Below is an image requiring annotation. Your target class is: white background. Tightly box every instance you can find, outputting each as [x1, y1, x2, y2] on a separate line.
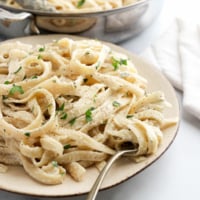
[1, 0, 200, 199]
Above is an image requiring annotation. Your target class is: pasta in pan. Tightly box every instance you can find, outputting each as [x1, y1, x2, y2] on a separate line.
[5, 0, 141, 12]
[0, 37, 177, 185]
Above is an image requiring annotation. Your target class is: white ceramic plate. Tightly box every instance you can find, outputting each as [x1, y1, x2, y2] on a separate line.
[0, 35, 180, 198]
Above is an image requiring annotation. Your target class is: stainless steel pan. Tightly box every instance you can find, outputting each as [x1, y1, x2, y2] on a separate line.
[0, 0, 164, 43]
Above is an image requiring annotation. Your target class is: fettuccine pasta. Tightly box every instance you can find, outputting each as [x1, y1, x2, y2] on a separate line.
[5, 0, 141, 12]
[0, 37, 177, 185]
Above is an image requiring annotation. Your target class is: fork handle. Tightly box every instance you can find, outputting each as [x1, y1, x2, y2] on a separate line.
[86, 148, 137, 200]
[86, 150, 130, 200]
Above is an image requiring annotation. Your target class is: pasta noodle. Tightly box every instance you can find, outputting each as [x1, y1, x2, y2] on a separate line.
[0, 37, 177, 185]
[5, 0, 141, 12]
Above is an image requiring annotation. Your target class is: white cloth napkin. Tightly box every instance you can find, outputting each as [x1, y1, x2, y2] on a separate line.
[141, 18, 200, 120]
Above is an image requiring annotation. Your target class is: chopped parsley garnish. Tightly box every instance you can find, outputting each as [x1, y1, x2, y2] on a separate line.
[52, 161, 58, 167]
[120, 59, 128, 65]
[126, 115, 134, 118]
[14, 66, 22, 74]
[9, 85, 24, 95]
[60, 112, 67, 120]
[69, 117, 76, 126]
[24, 132, 31, 137]
[56, 103, 67, 119]
[57, 103, 65, 111]
[63, 144, 71, 150]
[112, 101, 120, 107]
[38, 46, 45, 52]
[112, 57, 128, 71]
[77, 0, 85, 8]
[31, 75, 38, 79]
[4, 80, 11, 85]
[37, 55, 42, 59]
[85, 107, 95, 122]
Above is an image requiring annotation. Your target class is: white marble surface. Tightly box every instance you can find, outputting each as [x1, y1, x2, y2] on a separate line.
[1, 0, 200, 199]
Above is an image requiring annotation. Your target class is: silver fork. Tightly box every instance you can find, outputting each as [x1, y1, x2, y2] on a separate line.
[86, 148, 137, 200]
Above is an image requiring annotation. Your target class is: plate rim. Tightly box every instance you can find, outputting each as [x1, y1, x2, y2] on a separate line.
[0, 34, 180, 198]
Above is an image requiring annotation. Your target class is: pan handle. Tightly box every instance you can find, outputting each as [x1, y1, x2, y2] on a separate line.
[0, 8, 40, 38]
